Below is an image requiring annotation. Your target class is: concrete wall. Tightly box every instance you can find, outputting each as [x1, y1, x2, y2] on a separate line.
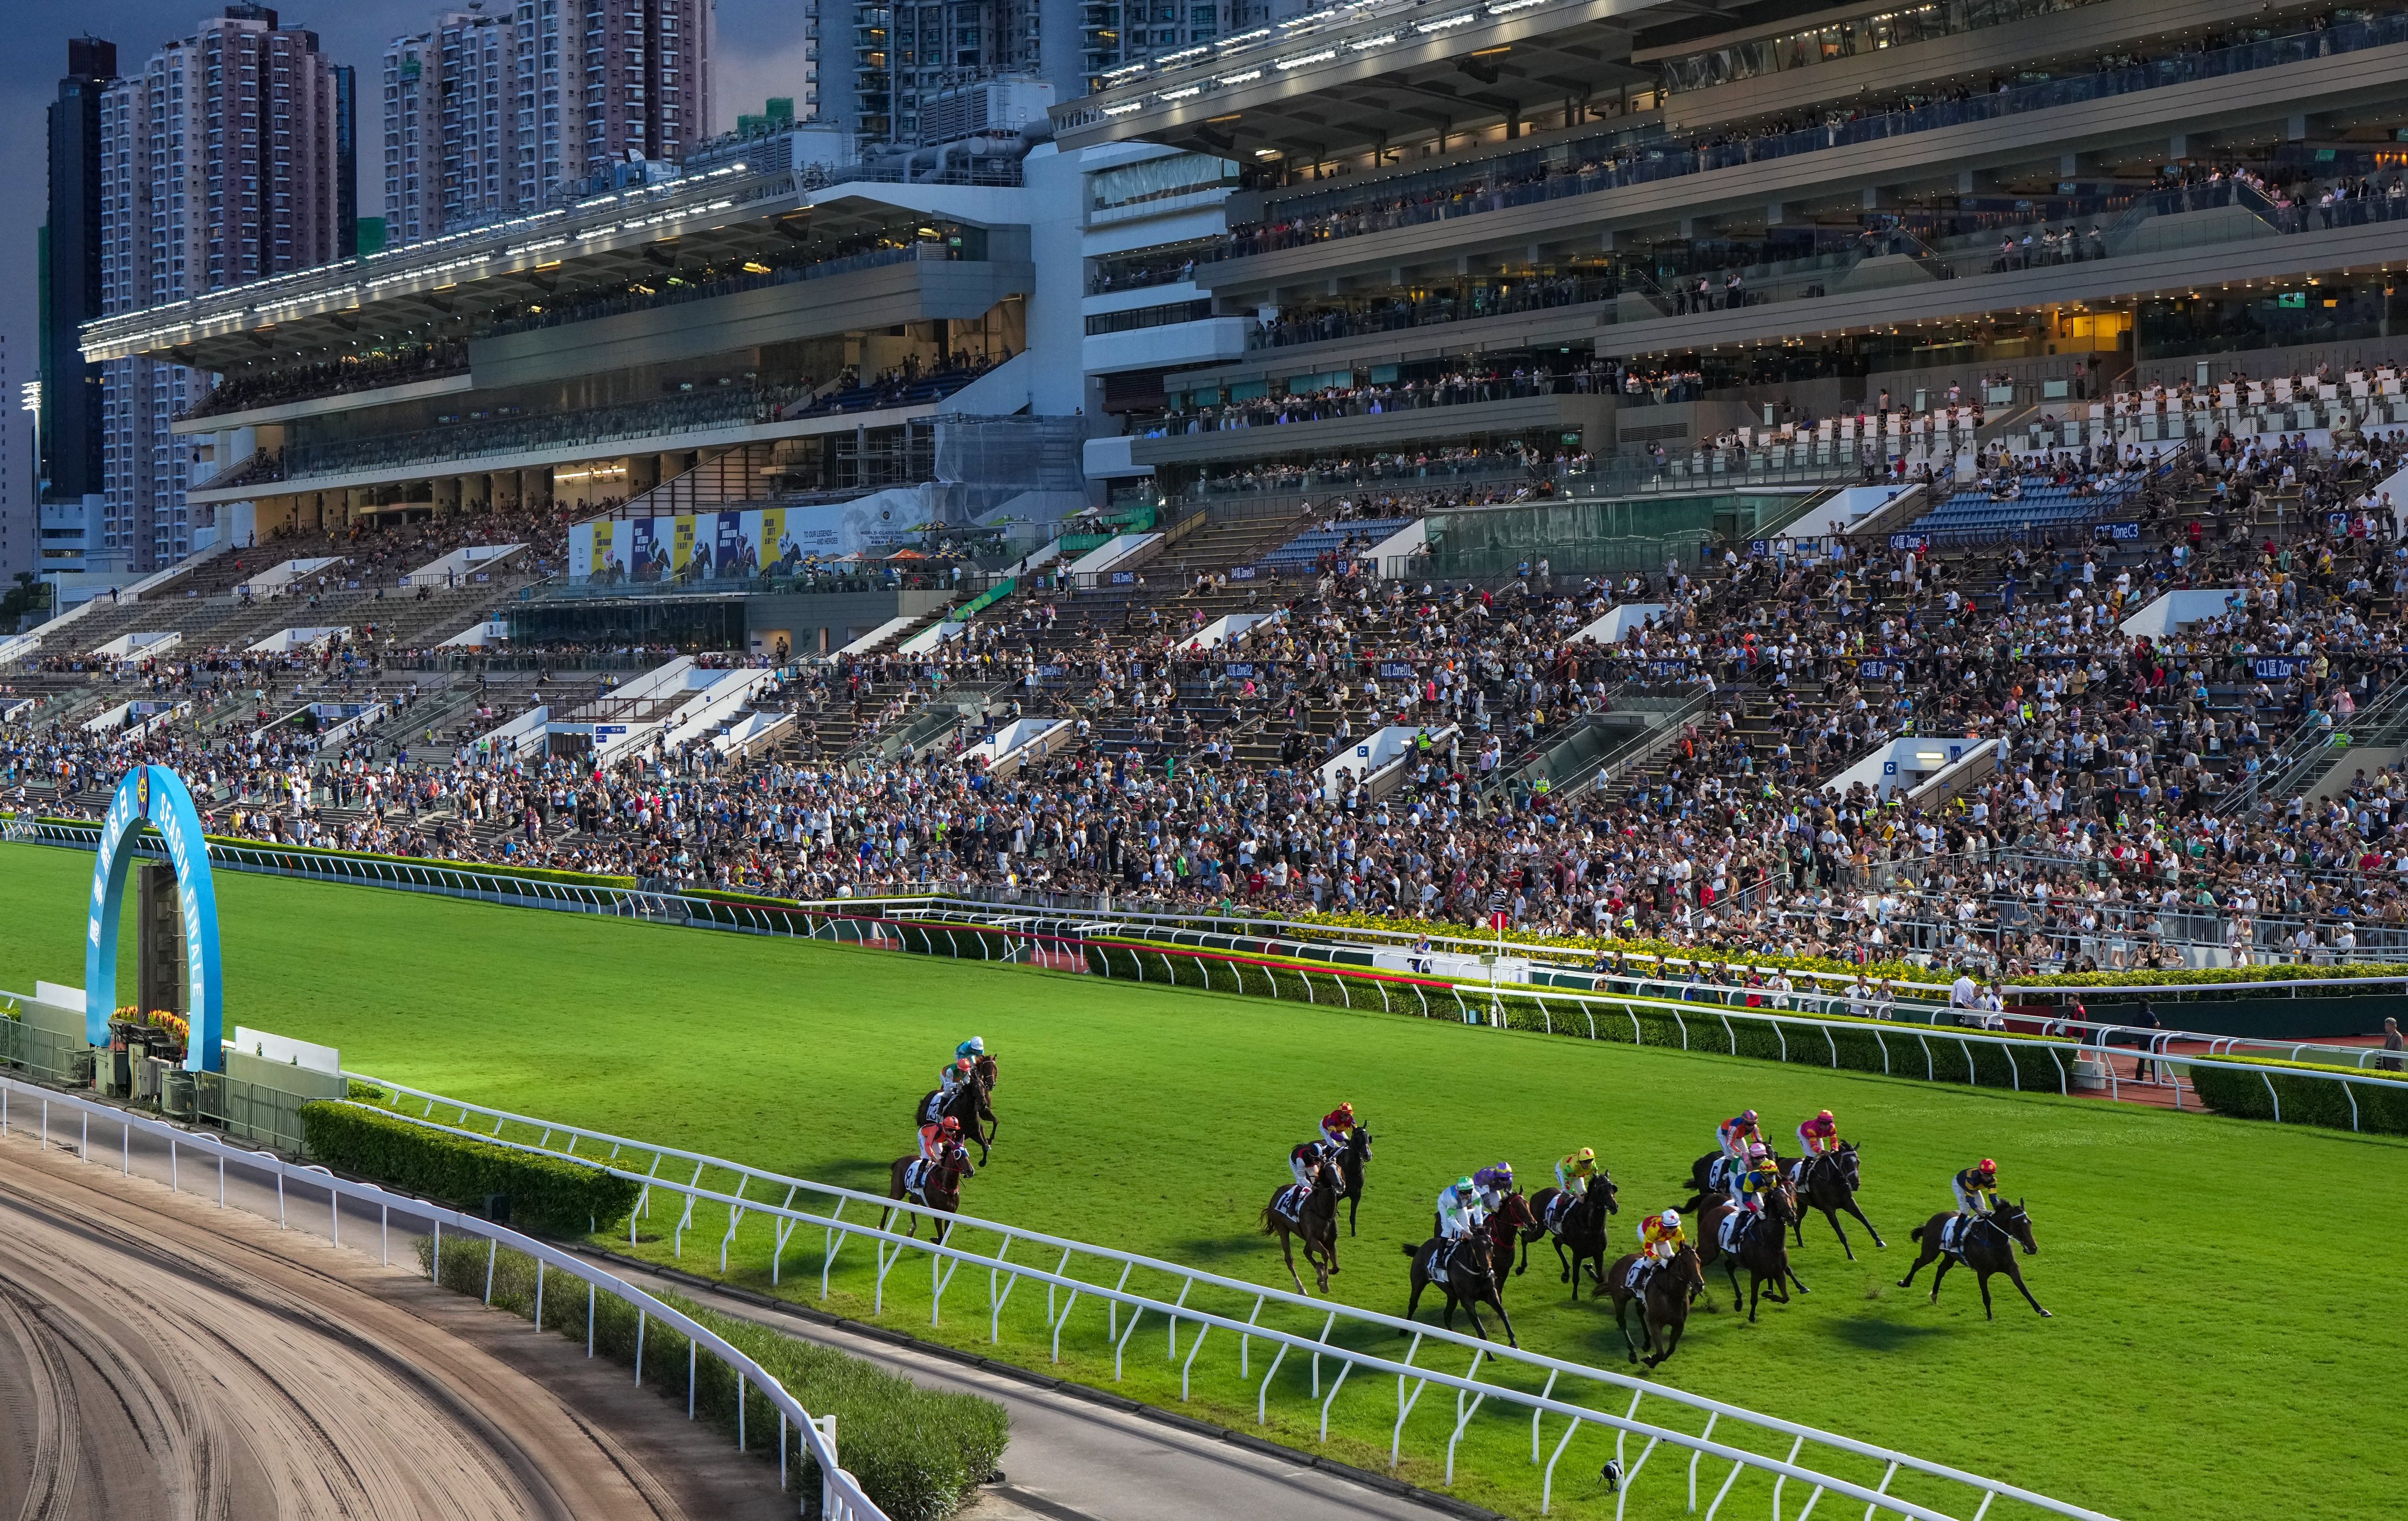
[744, 588, 953, 659]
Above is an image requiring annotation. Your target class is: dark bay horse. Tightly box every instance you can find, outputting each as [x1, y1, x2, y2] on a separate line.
[1261, 1161, 1342, 1293]
[1478, 1192, 1538, 1301]
[1524, 1171, 1621, 1296]
[1400, 1232, 1518, 1346]
[884, 1141, 973, 1244]
[1331, 1125, 1374, 1236]
[1693, 1183, 1807, 1321]
[1898, 1201, 2051, 1319]
[1783, 1143, 1886, 1259]
[914, 1052, 998, 1162]
[1604, 1245, 1706, 1367]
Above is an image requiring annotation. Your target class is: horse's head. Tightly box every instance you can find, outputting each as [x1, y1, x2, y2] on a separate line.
[1671, 1244, 1705, 1290]
[1835, 1143, 1861, 1190]
[936, 1141, 975, 1179]
[1998, 1198, 2038, 1255]
[974, 1052, 998, 1089]
[1766, 1179, 1802, 1227]
[1497, 1190, 1536, 1230]
[1594, 1170, 1620, 1215]
[1350, 1124, 1374, 1162]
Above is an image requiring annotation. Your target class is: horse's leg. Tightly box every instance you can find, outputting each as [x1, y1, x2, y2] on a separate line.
[1926, 1253, 1955, 1305]
[1280, 1229, 1307, 1296]
[1348, 1189, 1360, 1238]
[1977, 1267, 1996, 1320]
[1457, 1297, 1491, 1343]
[1554, 1236, 1574, 1286]
[1403, 1266, 1430, 1325]
[1722, 1255, 1744, 1313]
[1897, 1243, 1933, 1288]
[1823, 1206, 1855, 1261]
[2004, 1260, 2052, 1318]
[1843, 1199, 1888, 1249]
[1489, 1294, 1518, 1350]
[1782, 1253, 1807, 1297]
[1614, 1296, 1640, 1363]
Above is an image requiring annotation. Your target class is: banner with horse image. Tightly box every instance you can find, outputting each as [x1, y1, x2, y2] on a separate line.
[568, 499, 912, 585]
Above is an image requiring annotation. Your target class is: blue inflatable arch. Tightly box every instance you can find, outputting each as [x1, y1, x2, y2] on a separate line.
[85, 765, 225, 1072]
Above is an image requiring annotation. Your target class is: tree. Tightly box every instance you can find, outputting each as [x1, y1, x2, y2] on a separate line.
[0, 572, 51, 629]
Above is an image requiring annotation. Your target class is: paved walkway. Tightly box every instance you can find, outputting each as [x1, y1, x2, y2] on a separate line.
[583, 1255, 1475, 1521]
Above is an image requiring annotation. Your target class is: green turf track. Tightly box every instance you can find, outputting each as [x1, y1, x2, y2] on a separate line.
[0, 842, 2394, 1520]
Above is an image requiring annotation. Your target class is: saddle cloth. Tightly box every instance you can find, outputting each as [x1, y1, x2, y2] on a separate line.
[921, 1090, 947, 1125]
[1718, 1209, 1753, 1255]
[1274, 1185, 1305, 1223]
[904, 1159, 930, 1198]
[1939, 1215, 1970, 1254]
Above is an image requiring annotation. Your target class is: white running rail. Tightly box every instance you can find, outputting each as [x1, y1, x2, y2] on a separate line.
[0, 1072, 883, 1521]
[346, 1077, 2118, 1521]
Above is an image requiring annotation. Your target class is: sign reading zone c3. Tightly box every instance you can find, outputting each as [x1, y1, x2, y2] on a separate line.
[84, 765, 225, 1072]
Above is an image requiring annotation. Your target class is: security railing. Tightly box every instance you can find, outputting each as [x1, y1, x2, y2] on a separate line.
[0, 1070, 881, 1519]
[340, 1076, 2116, 1521]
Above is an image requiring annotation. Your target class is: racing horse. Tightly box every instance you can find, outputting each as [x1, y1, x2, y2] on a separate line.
[1477, 1192, 1539, 1301]
[1691, 1180, 1807, 1321]
[914, 1052, 999, 1163]
[1898, 1200, 2050, 1319]
[1782, 1142, 1886, 1259]
[883, 1140, 974, 1245]
[1399, 1229, 1519, 1347]
[1603, 1244, 1706, 1367]
[1330, 1123, 1374, 1236]
[1522, 1169, 1622, 1296]
[1260, 1158, 1344, 1293]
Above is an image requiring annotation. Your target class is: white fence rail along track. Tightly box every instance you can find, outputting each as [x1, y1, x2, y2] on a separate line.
[340, 1076, 2118, 1521]
[12, 817, 2403, 1127]
[0, 1070, 884, 1521]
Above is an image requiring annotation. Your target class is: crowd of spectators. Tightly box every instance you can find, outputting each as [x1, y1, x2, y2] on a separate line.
[14, 363, 2408, 974]
[181, 342, 471, 423]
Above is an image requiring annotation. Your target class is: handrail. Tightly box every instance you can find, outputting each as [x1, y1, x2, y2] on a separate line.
[342, 1082, 2115, 1520]
[0, 1071, 881, 1519]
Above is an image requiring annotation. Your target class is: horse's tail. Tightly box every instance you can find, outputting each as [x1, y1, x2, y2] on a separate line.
[1399, 1243, 1422, 1258]
[1679, 1193, 1708, 1218]
[1909, 1223, 1927, 1243]
[1259, 1206, 1280, 1236]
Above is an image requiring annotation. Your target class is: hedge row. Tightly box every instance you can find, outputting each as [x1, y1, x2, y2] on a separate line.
[1281, 906, 2408, 992]
[1068, 940, 2079, 1093]
[301, 1102, 640, 1235]
[420, 1238, 1007, 1520]
[26, 816, 636, 890]
[2187, 1060, 2408, 1135]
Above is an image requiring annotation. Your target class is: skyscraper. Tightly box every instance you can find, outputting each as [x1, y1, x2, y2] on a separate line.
[384, 1, 715, 248]
[39, 37, 114, 530]
[98, 5, 346, 573]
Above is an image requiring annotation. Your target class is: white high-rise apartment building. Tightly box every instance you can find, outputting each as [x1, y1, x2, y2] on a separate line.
[96, 5, 342, 573]
[385, 0, 714, 246]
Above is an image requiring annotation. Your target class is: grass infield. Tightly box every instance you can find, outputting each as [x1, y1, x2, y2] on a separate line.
[0, 842, 2393, 1520]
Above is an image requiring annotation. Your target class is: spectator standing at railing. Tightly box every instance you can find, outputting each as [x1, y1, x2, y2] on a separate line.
[2380, 1016, 2404, 1072]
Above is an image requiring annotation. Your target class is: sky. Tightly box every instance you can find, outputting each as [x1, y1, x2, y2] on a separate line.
[0, 0, 816, 412]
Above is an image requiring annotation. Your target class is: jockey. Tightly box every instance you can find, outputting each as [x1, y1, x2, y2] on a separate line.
[1631, 1207, 1685, 1289]
[1319, 1102, 1357, 1151]
[1554, 1147, 1598, 1200]
[919, 1113, 965, 1165]
[1435, 1176, 1485, 1242]
[1288, 1140, 1327, 1196]
[1734, 1145, 1779, 1217]
[1796, 1110, 1839, 1155]
[1953, 1159, 2000, 1222]
[1472, 1162, 1517, 1212]
[940, 1039, 985, 1096]
[1711, 1109, 1761, 1193]
[939, 1056, 976, 1101]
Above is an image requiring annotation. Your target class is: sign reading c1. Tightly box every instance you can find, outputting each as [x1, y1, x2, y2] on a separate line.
[84, 764, 224, 1072]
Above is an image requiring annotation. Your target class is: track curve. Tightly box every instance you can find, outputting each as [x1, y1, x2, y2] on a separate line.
[0, 1132, 785, 1521]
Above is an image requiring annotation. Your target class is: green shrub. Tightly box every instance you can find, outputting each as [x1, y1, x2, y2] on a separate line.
[2185, 1058, 2408, 1135]
[302, 1102, 639, 1234]
[420, 1238, 1008, 1520]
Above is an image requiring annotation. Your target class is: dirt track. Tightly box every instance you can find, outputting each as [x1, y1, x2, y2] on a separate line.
[0, 1131, 791, 1521]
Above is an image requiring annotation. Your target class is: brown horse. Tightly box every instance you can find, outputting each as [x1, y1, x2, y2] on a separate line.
[1400, 1232, 1518, 1346]
[914, 1052, 998, 1162]
[1604, 1245, 1706, 1367]
[883, 1141, 973, 1243]
[1524, 1171, 1621, 1296]
[1478, 1192, 1539, 1300]
[1897, 1200, 2050, 1319]
[1782, 1143, 1886, 1259]
[1691, 1183, 1807, 1321]
[1260, 1160, 1343, 1293]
